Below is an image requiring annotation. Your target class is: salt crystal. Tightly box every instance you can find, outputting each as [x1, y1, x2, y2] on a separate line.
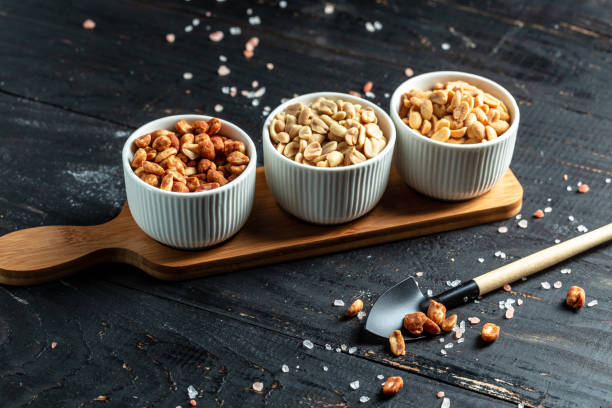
[82, 19, 96, 30]
[266, 63, 274, 70]
[439, 337, 445, 343]
[498, 226, 508, 234]
[437, 391, 445, 399]
[357, 311, 367, 320]
[544, 207, 552, 213]
[214, 104, 223, 112]
[416, 271, 424, 277]
[478, 258, 484, 263]
[495, 251, 502, 257]
[606, 178, 611, 184]
[323, 366, 328, 371]
[249, 16, 261, 25]
[279, 0, 287, 8]
[209, 31, 224, 42]
[427, 289, 433, 297]
[577, 225, 588, 233]
[457, 338, 465, 343]
[335, 348, 341, 352]
[349, 347, 357, 354]
[446, 280, 451, 286]
[281, 364, 289, 372]
[373, 21, 383, 30]
[441, 42, 451, 51]
[219, 55, 227, 62]
[324, 4, 335, 14]
[252, 99, 260, 107]
[359, 396, 370, 403]
[183, 72, 193, 80]
[254, 87, 266, 98]
[500, 253, 507, 259]
[555, 239, 561, 244]
[440, 349, 447, 355]
[505, 307, 514, 319]
[166, 33, 176, 43]
[516, 214, 522, 220]
[253, 382, 264, 392]
[217, 65, 231, 76]
[499, 300, 505, 310]
[459, 320, 465, 331]
[185, 25, 193, 32]
[325, 344, 332, 351]
[553, 281, 562, 289]
[518, 219, 528, 229]
[384, 93, 390, 98]
[405, 67, 414, 77]
[450, 279, 461, 287]
[303, 339, 314, 349]
[567, 186, 573, 191]
[517, 298, 523, 305]
[192, 18, 200, 26]
[561, 268, 571, 274]
[229, 27, 241, 35]
[246, 8, 253, 15]
[221, 86, 230, 94]
[365, 22, 375, 32]
[444, 342, 453, 349]
[541, 282, 551, 290]
[187, 385, 198, 399]
[350, 380, 360, 390]
[518, 404, 525, 408]
[333, 299, 345, 307]
[506, 298, 516, 306]
[568, 215, 575, 222]
[468, 317, 480, 324]
[587, 300, 598, 307]
[441, 397, 451, 408]
[503, 284, 511, 292]
[341, 344, 347, 351]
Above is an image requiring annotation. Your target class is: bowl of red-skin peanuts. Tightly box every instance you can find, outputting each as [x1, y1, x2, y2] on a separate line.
[122, 114, 257, 249]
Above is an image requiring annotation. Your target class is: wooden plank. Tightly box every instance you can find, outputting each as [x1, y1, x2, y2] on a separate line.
[0, 278, 513, 407]
[0, 167, 522, 285]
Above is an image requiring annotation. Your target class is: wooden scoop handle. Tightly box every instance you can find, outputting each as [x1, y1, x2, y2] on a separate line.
[474, 222, 612, 295]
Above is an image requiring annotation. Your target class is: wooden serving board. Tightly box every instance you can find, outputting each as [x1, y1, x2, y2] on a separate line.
[0, 167, 522, 285]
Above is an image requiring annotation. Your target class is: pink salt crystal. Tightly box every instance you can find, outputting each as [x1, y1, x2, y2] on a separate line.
[363, 81, 373, 93]
[209, 31, 224, 42]
[266, 63, 274, 70]
[505, 307, 515, 319]
[503, 284, 511, 292]
[205, 11, 212, 17]
[437, 391, 445, 399]
[166, 33, 176, 43]
[405, 67, 414, 77]
[553, 281, 563, 289]
[252, 382, 264, 392]
[247, 37, 260, 48]
[455, 330, 463, 339]
[217, 65, 231, 76]
[467, 317, 480, 324]
[517, 298, 523, 305]
[51, 341, 58, 349]
[82, 19, 96, 30]
[243, 49, 254, 59]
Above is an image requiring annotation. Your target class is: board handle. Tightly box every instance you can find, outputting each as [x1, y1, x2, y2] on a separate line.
[474, 222, 612, 295]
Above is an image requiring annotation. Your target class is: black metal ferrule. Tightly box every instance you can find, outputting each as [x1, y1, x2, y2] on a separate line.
[420, 280, 480, 311]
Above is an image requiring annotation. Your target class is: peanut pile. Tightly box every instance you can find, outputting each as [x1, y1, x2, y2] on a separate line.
[269, 97, 387, 167]
[398, 80, 511, 144]
[130, 118, 249, 192]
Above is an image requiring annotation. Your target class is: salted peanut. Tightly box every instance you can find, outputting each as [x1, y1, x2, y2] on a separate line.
[388, 330, 406, 356]
[210, 136, 224, 153]
[298, 106, 312, 125]
[434, 118, 451, 131]
[143, 161, 165, 176]
[467, 122, 485, 140]
[344, 148, 366, 166]
[311, 117, 329, 134]
[423, 318, 441, 335]
[160, 174, 173, 191]
[490, 120, 510, 135]
[361, 109, 377, 124]
[297, 126, 311, 140]
[485, 126, 497, 141]
[166, 168, 186, 183]
[186, 176, 200, 191]
[303, 142, 322, 161]
[192, 120, 209, 134]
[343, 127, 358, 146]
[275, 132, 290, 144]
[447, 89, 462, 112]
[206, 118, 222, 135]
[298, 139, 308, 154]
[198, 139, 216, 160]
[420, 99, 433, 121]
[430, 90, 448, 105]
[499, 110, 510, 121]
[171, 182, 189, 193]
[321, 141, 338, 155]
[195, 182, 220, 191]
[566, 286, 586, 309]
[431, 127, 451, 142]
[207, 170, 228, 186]
[464, 112, 477, 127]
[346, 299, 364, 317]
[134, 134, 151, 148]
[133, 167, 145, 177]
[316, 160, 329, 167]
[403, 312, 428, 335]
[227, 151, 250, 165]
[365, 123, 383, 139]
[285, 102, 303, 116]
[450, 127, 467, 138]
[152, 135, 171, 151]
[197, 158, 216, 174]
[141, 173, 159, 187]
[180, 133, 195, 146]
[327, 151, 344, 167]
[330, 122, 348, 138]
[382, 376, 404, 396]
[483, 93, 500, 108]
[145, 147, 157, 161]
[175, 119, 193, 135]
[419, 119, 432, 135]
[453, 101, 470, 122]
[441, 314, 457, 332]
[318, 99, 337, 115]
[427, 300, 446, 325]
[472, 107, 487, 124]
[132, 148, 147, 168]
[408, 110, 422, 130]
[481, 323, 500, 342]
[284, 141, 299, 158]
[487, 109, 500, 124]
[342, 102, 356, 119]
[409, 96, 424, 108]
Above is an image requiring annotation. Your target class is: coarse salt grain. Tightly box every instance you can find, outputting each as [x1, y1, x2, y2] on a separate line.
[187, 385, 198, 399]
[323, 366, 328, 371]
[365, 22, 375, 32]
[505, 307, 514, 319]
[503, 284, 511, 292]
[349, 347, 357, 354]
[541, 282, 551, 290]
[606, 178, 611, 184]
[577, 225, 588, 233]
[440, 349, 447, 355]
[281, 364, 289, 372]
[555, 239, 561, 244]
[359, 396, 370, 403]
[279, 0, 287, 8]
[266, 62, 274, 70]
[518, 219, 528, 229]
[183, 72, 193, 80]
[253, 382, 264, 392]
[516, 214, 522, 220]
[185, 25, 193, 32]
[441, 397, 451, 408]
[373, 21, 383, 30]
[498, 226, 508, 233]
[468, 317, 480, 324]
[457, 338, 465, 343]
[357, 310, 367, 320]
[246, 8, 253, 15]
[439, 337, 445, 343]
[568, 215, 575, 222]
[219, 55, 227, 62]
[587, 300, 598, 307]
[561, 268, 571, 274]
[350, 380, 360, 390]
[166, 33, 176, 43]
[229, 26, 241, 35]
[478, 258, 484, 263]
[325, 344, 332, 350]
[249, 16, 261, 25]
[303, 339, 314, 349]
[553, 281, 562, 289]
[214, 104, 223, 112]
[217, 65, 230, 76]
[377, 374, 385, 380]
[544, 207, 552, 213]
[333, 299, 345, 307]
[405, 67, 414, 77]
[209, 31, 224, 42]
[437, 391, 445, 399]
[324, 4, 335, 14]
[518, 403, 525, 408]
[441, 42, 451, 51]
[427, 289, 433, 297]
[517, 298, 523, 305]
[416, 271, 424, 277]
[192, 18, 200, 26]
[82, 19, 96, 29]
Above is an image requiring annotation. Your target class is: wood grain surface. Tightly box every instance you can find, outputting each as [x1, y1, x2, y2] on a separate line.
[1, 1, 611, 407]
[0, 167, 522, 285]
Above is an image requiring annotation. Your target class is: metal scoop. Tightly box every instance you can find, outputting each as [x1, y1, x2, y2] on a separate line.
[366, 222, 612, 338]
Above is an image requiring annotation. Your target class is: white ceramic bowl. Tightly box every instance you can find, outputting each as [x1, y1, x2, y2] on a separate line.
[263, 92, 396, 224]
[390, 71, 519, 200]
[122, 114, 257, 249]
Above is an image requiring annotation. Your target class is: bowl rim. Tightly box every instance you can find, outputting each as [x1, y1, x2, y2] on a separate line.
[262, 92, 396, 172]
[390, 71, 520, 149]
[122, 114, 257, 197]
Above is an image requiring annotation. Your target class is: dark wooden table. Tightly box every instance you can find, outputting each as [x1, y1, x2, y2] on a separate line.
[1, 1, 611, 407]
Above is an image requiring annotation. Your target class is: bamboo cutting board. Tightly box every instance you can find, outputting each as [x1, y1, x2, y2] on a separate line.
[0, 167, 522, 285]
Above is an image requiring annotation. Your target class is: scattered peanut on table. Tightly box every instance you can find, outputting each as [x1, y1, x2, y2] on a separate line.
[481, 323, 500, 342]
[399, 80, 511, 144]
[131, 118, 248, 192]
[388, 329, 406, 356]
[566, 286, 586, 309]
[269, 97, 387, 167]
[346, 299, 364, 317]
[381, 376, 404, 396]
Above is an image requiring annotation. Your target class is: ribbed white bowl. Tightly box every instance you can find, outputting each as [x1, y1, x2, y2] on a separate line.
[122, 115, 257, 249]
[390, 71, 519, 201]
[263, 92, 396, 224]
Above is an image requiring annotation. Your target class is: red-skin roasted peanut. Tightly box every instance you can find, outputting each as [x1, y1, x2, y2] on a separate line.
[441, 314, 458, 332]
[132, 148, 147, 168]
[143, 161, 165, 176]
[382, 376, 404, 396]
[481, 323, 500, 342]
[566, 286, 586, 309]
[175, 119, 193, 135]
[207, 118, 222, 135]
[195, 182, 220, 191]
[423, 318, 441, 335]
[133, 167, 145, 177]
[192, 120, 209, 134]
[346, 299, 364, 317]
[388, 330, 406, 356]
[227, 151, 250, 166]
[134, 134, 151, 148]
[140, 173, 159, 187]
[403, 312, 428, 335]
[427, 300, 446, 326]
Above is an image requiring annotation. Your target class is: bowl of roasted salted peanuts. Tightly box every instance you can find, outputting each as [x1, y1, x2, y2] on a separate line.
[263, 92, 396, 224]
[391, 71, 520, 200]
